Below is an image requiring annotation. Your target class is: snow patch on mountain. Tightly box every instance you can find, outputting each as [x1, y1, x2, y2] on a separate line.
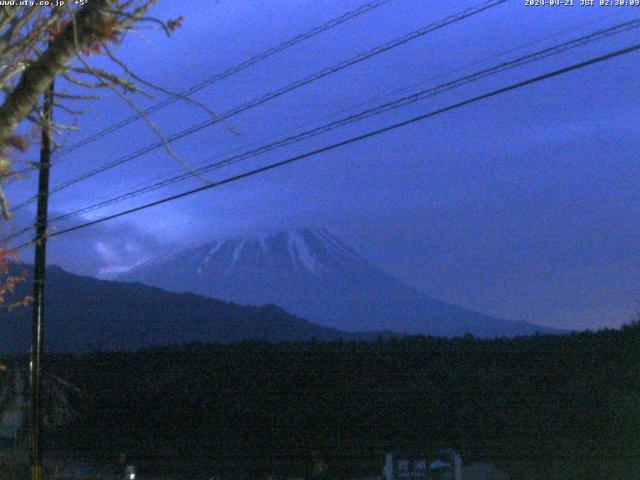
[226, 240, 246, 273]
[201, 241, 224, 273]
[185, 228, 366, 278]
[288, 230, 320, 274]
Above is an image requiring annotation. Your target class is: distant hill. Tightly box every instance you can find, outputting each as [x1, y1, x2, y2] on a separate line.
[0, 266, 365, 354]
[120, 227, 560, 337]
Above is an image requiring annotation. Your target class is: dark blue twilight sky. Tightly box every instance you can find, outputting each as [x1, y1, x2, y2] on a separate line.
[3, 0, 640, 330]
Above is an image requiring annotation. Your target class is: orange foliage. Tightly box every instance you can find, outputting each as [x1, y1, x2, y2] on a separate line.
[0, 248, 31, 311]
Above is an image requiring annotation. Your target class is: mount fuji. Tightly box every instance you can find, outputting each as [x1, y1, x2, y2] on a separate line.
[120, 228, 556, 337]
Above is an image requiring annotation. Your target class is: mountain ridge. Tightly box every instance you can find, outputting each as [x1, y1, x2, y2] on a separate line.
[0, 265, 381, 354]
[120, 227, 560, 337]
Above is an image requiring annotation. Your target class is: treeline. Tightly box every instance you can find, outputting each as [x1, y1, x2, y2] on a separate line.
[29, 325, 640, 479]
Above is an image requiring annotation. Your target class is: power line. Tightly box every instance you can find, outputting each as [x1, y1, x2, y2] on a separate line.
[14, 42, 640, 251]
[51, 0, 396, 159]
[9, 0, 506, 213]
[59, 8, 636, 219]
[3, 0, 396, 184]
[3, 15, 638, 245]
[5, 16, 638, 242]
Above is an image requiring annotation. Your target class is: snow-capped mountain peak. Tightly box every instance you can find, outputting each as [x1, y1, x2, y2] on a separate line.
[182, 228, 365, 278]
[120, 227, 555, 337]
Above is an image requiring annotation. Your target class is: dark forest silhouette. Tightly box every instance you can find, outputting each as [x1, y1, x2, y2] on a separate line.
[10, 322, 636, 479]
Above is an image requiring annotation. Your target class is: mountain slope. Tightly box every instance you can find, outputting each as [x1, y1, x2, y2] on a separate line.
[121, 228, 557, 337]
[0, 266, 359, 354]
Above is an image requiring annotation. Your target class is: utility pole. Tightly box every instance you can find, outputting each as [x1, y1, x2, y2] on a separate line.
[30, 78, 54, 480]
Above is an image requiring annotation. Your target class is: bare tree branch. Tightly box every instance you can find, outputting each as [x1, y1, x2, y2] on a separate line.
[0, 0, 178, 221]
